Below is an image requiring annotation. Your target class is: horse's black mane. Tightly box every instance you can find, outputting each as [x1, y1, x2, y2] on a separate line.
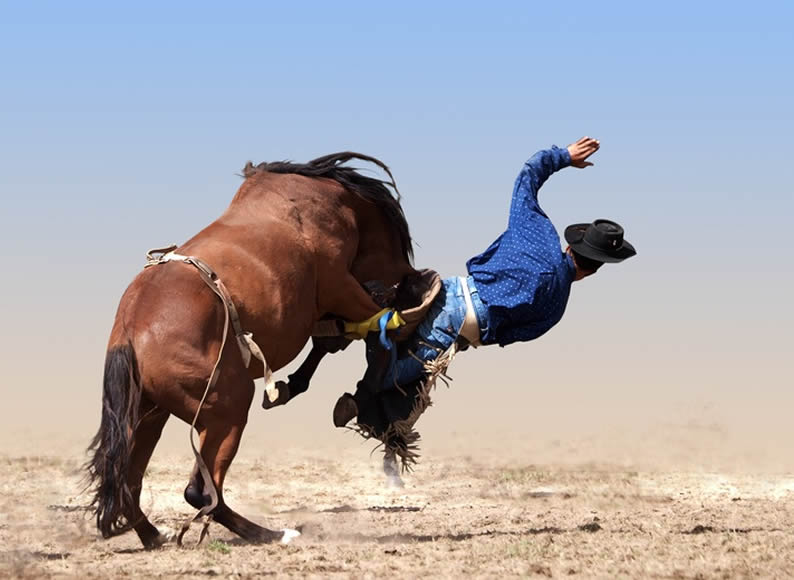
[243, 152, 413, 262]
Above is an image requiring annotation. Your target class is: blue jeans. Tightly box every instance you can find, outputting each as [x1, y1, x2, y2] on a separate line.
[372, 276, 489, 391]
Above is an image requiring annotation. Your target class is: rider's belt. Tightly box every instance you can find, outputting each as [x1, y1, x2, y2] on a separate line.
[458, 276, 481, 348]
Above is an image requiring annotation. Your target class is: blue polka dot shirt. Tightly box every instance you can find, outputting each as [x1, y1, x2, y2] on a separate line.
[466, 146, 576, 347]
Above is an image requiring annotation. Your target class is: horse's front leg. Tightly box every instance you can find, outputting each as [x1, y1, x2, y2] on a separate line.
[262, 336, 350, 409]
[267, 272, 386, 411]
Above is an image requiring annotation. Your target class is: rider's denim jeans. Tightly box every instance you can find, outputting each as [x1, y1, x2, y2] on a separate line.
[370, 275, 489, 391]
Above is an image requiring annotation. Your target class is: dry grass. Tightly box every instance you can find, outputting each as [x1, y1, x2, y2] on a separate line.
[2, 447, 794, 578]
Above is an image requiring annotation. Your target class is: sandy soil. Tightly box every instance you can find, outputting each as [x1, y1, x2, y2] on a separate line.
[2, 442, 794, 579]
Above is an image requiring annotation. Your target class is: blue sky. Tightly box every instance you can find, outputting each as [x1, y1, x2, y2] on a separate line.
[3, 1, 791, 251]
[1, 1, 792, 455]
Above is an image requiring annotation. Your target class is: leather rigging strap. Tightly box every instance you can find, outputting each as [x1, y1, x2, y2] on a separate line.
[144, 245, 274, 545]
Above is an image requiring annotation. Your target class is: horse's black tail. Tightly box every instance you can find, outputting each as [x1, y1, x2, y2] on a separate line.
[86, 343, 142, 538]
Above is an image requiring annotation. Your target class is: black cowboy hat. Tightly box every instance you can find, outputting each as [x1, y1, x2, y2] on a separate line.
[564, 219, 636, 263]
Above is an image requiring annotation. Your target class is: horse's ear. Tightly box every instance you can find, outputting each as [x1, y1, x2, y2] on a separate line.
[242, 161, 256, 178]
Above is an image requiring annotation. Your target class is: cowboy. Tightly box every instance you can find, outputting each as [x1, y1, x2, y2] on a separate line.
[334, 136, 637, 437]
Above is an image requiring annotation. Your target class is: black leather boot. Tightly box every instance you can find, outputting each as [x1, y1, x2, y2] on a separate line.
[332, 333, 393, 430]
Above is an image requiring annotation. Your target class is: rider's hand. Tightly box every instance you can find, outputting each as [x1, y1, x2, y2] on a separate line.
[567, 136, 600, 168]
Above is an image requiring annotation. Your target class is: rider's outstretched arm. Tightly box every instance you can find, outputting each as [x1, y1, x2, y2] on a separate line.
[507, 136, 599, 229]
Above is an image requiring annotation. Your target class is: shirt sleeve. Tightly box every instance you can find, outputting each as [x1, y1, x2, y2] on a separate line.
[507, 146, 571, 230]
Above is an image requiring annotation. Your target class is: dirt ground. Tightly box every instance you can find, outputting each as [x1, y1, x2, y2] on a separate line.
[3, 439, 794, 579]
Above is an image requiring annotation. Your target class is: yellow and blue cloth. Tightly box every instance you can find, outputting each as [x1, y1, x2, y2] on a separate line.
[344, 308, 405, 348]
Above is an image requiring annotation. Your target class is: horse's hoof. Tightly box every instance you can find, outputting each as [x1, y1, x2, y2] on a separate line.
[280, 528, 301, 544]
[143, 532, 171, 550]
[332, 393, 358, 427]
[154, 533, 172, 546]
[262, 381, 290, 409]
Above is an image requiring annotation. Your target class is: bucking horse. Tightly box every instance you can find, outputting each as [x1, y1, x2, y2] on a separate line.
[87, 153, 417, 548]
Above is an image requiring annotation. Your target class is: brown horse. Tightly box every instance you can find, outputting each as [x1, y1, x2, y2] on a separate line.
[87, 153, 416, 548]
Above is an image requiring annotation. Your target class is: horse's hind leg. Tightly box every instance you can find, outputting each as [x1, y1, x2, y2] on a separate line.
[185, 378, 285, 543]
[184, 459, 210, 510]
[197, 422, 284, 542]
[206, 423, 284, 542]
[127, 399, 170, 548]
